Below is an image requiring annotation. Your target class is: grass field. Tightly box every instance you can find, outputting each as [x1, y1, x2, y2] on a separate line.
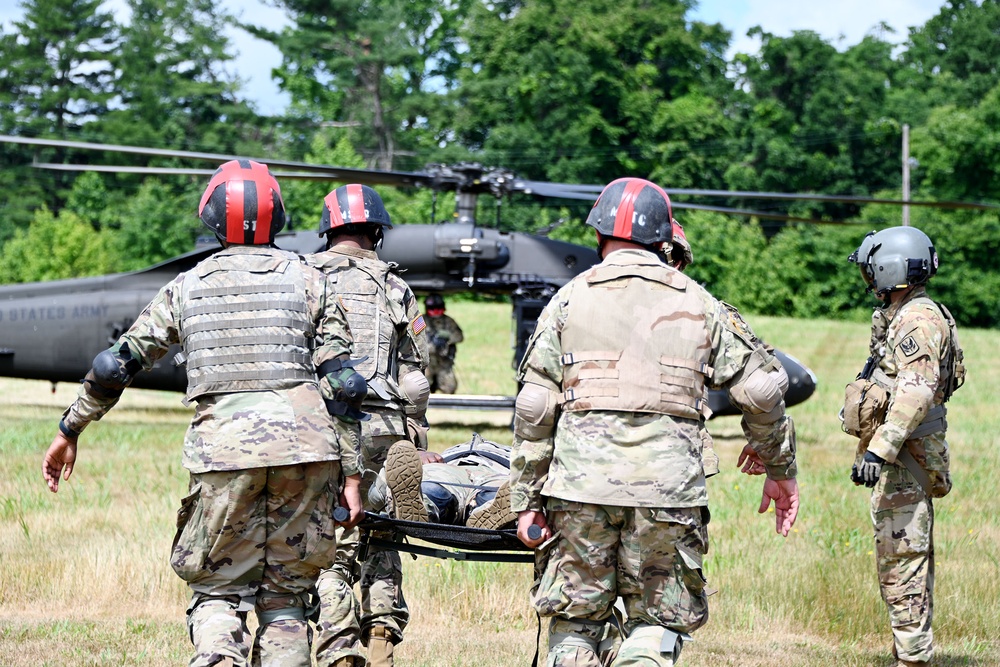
[1, 299, 998, 666]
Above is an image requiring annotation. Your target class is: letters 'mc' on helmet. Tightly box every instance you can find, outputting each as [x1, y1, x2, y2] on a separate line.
[318, 184, 392, 237]
[853, 226, 939, 296]
[198, 159, 285, 245]
[585, 177, 674, 247]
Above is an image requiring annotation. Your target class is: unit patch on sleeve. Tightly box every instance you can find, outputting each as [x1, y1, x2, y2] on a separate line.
[899, 335, 919, 357]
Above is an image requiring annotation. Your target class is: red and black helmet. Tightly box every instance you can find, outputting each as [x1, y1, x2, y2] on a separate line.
[198, 159, 285, 245]
[319, 184, 392, 236]
[669, 219, 693, 270]
[585, 177, 673, 246]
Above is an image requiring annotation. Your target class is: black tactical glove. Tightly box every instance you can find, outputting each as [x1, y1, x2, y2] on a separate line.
[850, 462, 864, 485]
[431, 335, 448, 354]
[857, 451, 886, 488]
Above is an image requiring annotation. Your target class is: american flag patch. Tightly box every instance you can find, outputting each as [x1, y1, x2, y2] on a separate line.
[412, 315, 426, 335]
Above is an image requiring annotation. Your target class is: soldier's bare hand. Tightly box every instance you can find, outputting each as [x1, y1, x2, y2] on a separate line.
[42, 433, 78, 493]
[759, 477, 799, 537]
[418, 450, 443, 464]
[737, 445, 766, 475]
[339, 474, 364, 529]
[517, 510, 551, 548]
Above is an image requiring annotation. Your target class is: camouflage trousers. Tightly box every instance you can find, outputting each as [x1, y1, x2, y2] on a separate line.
[870, 463, 935, 664]
[171, 461, 341, 667]
[427, 357, 458, 394]
[315, 434, 410, 666]
[533, 498, 709, 667]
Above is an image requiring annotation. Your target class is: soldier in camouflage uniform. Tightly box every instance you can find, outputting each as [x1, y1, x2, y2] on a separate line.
[42, 161, 366, 667]
[844, 227, 965, 667]
[305, 184, 431, 667]
[511, 178, 800, 667]
[424, 294, 464, 394]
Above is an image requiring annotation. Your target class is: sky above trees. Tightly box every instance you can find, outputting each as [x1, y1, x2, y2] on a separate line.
[0, 0, 949, 115]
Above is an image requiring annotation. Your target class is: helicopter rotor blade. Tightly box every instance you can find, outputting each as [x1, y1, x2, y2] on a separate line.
[513, 182, 859, 224]
[2, 134, 431, 188]
[545, 181, 999, 211]
[31, 162, 425, 185]
[10, 134, 997, 212]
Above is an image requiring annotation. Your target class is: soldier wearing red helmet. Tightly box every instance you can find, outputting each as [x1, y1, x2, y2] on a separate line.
[44, 160, 365, 667]
[307, 184, 431, 667]
[511, 177, 799, 666]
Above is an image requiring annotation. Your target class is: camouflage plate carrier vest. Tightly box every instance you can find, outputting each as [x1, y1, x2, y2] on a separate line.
[559, 262, 713, 420]
[441, 433, 512, 475]
[870, 296, 966, 429]
[328, 258, 404, 410]
[180, 249, 317, 401]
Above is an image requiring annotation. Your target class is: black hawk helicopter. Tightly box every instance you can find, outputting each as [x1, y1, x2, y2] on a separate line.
[2, 135, 994, 415]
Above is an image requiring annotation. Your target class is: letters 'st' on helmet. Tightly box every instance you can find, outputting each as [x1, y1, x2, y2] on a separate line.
[198, 159, 285, 245]
[319, 184, 392, 237]
[585, 177, 674, 247]
[855, 226, 939, 296]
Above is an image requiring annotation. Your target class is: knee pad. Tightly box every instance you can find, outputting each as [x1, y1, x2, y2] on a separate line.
[547, 618, 602, 662]
[619, 625, 689, 666]
[255, 592, 307, 627]
[514, 382, 558, 440]
[400, 371, 430, 417]
[186, 594, 252, 644]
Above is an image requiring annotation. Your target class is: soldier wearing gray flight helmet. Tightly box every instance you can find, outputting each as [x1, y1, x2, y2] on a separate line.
[42, 160, 367, 667]
[511, 177, 800, 667]
[306, 184, 431, 667]
[843, 226, 965, 667]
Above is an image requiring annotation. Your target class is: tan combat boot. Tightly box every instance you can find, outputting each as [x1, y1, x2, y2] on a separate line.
[365, 626, 395, 667]
[333, 658, 362, 667]
[466, 481, 516, 529]
[385, 440, 426, 522]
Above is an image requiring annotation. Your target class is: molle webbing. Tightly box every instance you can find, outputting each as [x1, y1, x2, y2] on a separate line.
[181, 260, 317, 400]
[186, 351, 312, 370]
[182, 299, 307, 318]
[183, 315, 310, 335]
[185, 333, 307, 352]
[558, 262, 713, 420]
[331, 261, 396, 394]
[189, 283, 296, 299]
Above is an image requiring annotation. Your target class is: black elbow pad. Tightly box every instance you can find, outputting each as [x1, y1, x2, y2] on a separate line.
[86, 343, 142, 398]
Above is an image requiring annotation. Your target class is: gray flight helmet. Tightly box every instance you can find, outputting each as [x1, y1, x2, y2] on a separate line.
[865, 226, 938, 296]
[848, 230, 879, 289]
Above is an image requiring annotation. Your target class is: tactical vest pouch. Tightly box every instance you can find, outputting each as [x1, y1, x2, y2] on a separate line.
[842, 379, 890, 441]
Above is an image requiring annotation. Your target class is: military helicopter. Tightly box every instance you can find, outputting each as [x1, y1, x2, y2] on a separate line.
[3, 134, 994, 415]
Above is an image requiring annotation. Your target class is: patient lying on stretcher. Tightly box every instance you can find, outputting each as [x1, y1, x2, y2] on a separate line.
[366, 434, 517, 530]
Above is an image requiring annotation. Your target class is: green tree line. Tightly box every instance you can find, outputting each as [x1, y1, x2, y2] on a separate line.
[1, 0, 998, 326]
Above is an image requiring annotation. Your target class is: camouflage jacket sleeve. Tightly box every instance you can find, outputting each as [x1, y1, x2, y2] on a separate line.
[310, 268, 362, 476]
[389, 274, 428, 375]
[868, 307, 944, 463]
[62, 277, 184, 434]
[705, 295, 797, 480]
[510, 285, 568, 512]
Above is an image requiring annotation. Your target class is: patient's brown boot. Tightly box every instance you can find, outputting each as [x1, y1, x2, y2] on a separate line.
[466, 480, 516, 529]
[385, 440, 426, 523]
